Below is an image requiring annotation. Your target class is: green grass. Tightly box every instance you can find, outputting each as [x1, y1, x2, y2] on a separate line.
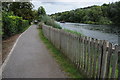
[38, 28, 84, 78]
[64, 29, 83, 36]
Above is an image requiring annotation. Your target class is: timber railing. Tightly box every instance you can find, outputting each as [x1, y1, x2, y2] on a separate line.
[42, 25, 120, 78]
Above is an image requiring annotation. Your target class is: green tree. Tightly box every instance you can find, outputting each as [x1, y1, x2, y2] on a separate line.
[108, 1, 120, 25]
[38, 6, 46, 16]
[2, 2, 34, 22]
[32, 10, 38, 20]
[50, 1, 120, 25]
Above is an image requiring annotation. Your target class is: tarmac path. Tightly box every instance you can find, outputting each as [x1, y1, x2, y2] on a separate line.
[2, 25, 67, 78]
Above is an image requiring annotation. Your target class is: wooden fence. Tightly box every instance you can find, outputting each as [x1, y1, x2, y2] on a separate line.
[42, 25, 120, 78]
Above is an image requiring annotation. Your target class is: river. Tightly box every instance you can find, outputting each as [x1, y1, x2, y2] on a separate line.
[58, 22, 120, 45]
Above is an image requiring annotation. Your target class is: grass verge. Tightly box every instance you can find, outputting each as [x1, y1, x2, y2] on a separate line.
[38, 28, 84, 78]
[64, 29, 83, 36]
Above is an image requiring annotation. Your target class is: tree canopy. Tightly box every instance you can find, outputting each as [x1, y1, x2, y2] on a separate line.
[2, 2, 35, 22]
[50, 1, 120, 25]
[38, 6, 46, 16]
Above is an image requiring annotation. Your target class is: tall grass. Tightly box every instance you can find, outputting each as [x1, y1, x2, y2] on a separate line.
[41, 15, 62, 29]
[64, 29, 83, 36]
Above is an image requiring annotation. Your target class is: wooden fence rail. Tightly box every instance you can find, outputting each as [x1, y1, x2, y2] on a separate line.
[42, 25, 120, 78]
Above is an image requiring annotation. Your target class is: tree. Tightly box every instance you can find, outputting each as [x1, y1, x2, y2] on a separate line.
[50, 1, 120, 25]
[2, 2, 12, 12]
[2, 2, 34, 22]
[108, 1, 120, 25]
[31, 10, 38, 20]
[38, 6, 46, 16]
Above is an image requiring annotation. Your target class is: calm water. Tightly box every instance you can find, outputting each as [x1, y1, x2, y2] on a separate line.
[58, 22, 120, 45]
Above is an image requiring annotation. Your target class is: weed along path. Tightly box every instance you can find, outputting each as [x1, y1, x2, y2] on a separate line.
[2, 25, 67, 78]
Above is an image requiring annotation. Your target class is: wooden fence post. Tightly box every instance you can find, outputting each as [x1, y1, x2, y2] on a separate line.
[97, 40, 102, 78]
[86, 37, 90, 77]
[105, 42, 112, 78]
[92, 39, 98, 78]
[100, 40, 107, 78]
[111, 45, 119, 78]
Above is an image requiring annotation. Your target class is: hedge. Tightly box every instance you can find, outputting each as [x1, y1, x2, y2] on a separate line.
[2, 12, 29, 39]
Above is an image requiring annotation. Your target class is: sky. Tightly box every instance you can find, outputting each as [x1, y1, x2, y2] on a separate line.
[31, 0, 120, 15]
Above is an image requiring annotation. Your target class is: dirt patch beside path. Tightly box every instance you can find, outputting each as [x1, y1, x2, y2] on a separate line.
[2, 34, 20, 63]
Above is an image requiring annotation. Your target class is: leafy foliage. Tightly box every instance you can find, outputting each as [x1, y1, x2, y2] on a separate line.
[107, 1, 120, 25]
[37, 6, 62, 29]
[41, 15, 62, 29]
[2, 2, 35, 22]
[38, 6, 46, 16]
[2, 12, 29, 39]
[2, 2, 35, 39]
[50, 1, 120, 25]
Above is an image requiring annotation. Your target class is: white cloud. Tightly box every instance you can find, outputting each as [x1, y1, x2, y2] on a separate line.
[31, 0, 120, 14]
[31, 0, 120, 2]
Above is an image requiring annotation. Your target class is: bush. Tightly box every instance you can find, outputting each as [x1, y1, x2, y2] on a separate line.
[21, 20, 29, 32]
[98, 17, 112, 25]
[84, 21, 95, 24]
[41, 15, 62, 29]
[3, 15, 17, 38]
[2, 12, 29, 39]
[38, 22, 44, 29]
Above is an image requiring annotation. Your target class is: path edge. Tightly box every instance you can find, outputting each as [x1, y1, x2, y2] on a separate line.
[0, 25, 32, 79]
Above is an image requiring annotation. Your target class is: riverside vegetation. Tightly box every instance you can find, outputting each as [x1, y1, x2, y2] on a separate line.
[37, 6, 62, 29]
[50, 1, 120, 25]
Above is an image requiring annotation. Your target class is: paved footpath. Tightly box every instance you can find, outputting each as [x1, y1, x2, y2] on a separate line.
[2, 25, 67, 78]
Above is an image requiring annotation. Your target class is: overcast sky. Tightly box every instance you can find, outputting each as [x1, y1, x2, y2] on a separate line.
[31, 0, 120, 14]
